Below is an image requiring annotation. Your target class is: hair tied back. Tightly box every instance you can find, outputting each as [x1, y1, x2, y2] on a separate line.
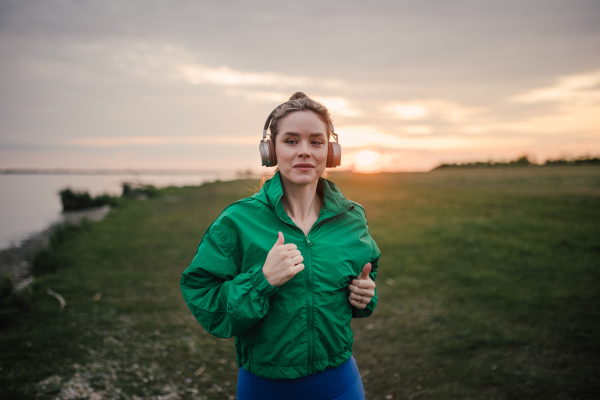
[289, 92, 308, 101]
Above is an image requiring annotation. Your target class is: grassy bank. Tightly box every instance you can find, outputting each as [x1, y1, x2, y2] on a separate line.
[1, 167, 599, 399]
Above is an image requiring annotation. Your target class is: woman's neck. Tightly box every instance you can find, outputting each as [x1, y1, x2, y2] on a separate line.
[279, 175, 323, 227]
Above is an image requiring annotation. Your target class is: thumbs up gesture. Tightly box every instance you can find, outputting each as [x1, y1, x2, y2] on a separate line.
[348, 263, 376, 309]
[262, 232, 305, 287]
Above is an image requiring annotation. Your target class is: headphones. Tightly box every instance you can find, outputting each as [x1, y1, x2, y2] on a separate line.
[259, 106, 342, 168]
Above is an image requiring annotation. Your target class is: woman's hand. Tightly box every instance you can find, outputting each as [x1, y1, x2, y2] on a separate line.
[262, 232, 305, 287]
[348, 263, 375, 309]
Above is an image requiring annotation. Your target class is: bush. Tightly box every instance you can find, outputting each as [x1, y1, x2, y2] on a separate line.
[59, 189, 119, 211]
[60, 189, 94, 210]
[121, 182, 160, 199]
[93, 194, 120, 208]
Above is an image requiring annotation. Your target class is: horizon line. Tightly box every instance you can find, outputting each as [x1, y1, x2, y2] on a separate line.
[0, 168, 241, 175]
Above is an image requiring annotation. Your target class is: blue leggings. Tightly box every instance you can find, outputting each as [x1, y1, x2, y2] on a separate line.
[237, 356, 365, 400]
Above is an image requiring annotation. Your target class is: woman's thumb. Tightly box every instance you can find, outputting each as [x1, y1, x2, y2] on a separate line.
[358, 263, 372, 280]
[272, 231, 285, 248]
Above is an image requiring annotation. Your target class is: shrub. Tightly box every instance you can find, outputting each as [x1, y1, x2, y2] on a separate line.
[59, 189, 119, 211]
[121, 182, 160, 199]
[93, 194, 120, 207]
[60, 189, 94, 210]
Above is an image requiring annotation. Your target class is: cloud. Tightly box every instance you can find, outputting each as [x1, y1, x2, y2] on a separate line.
[243, 91, 291, 103]
[337, 125, 524, 150]
[111, 43, 347, 91]
[179, 64, 307, 87]
[384, 100, 479, 122]
[384, 104, 428, 119]
[504, 69, 600, 137]
[314, 97, 362, 117]
[2, 1, 600, 171]
[403, 125, 432, 135]
[512, 69, 600, 103]
[222, 91, 363, 119]
[68, 136, 256, 147]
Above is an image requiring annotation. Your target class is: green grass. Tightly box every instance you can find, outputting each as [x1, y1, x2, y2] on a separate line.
[1, 167, 599, 399]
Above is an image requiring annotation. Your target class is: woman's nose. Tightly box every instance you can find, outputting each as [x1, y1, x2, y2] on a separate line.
[297, 142, 311, 157]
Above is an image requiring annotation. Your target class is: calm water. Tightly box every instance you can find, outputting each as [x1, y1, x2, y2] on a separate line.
[0, 172, 237, 249]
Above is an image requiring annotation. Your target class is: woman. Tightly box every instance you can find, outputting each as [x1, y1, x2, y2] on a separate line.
[180, 92, 381, 399]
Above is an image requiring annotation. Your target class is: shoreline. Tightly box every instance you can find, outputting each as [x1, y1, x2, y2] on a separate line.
[0, 205, 112, 291]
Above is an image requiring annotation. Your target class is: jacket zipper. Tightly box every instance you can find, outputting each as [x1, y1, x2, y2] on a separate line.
[275, 203, 354, 374]
[303, 205, 352, 375]
[304, 235, 313, 374]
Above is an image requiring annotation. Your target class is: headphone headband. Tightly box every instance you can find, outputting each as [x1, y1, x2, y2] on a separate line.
[262, 110, 274, 141]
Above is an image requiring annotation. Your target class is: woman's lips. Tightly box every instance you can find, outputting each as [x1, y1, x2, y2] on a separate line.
[294, 164, 314, 171]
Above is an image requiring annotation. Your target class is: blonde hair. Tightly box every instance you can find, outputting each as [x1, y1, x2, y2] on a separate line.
[257, 92, 331, 190]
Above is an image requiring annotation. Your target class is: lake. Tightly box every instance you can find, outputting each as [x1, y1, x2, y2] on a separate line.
[0, 171, 239, 249]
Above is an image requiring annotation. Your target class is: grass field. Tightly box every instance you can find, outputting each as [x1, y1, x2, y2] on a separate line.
[1, 166, 599, 399]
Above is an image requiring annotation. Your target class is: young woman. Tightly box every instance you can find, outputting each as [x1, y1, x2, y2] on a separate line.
[180, 92, 381, 399]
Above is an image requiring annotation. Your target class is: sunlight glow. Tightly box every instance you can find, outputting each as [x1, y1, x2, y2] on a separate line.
[355, 151, 379, 166]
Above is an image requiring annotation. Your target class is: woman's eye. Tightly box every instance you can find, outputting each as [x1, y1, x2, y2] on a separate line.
[285, 140, 296, 144]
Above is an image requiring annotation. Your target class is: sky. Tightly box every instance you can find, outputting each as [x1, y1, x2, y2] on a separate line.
[1, 0, 599, 173]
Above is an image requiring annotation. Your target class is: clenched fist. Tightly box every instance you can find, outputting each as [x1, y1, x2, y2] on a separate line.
[348, 263, 376, 309]
[262, 232, 305, 287]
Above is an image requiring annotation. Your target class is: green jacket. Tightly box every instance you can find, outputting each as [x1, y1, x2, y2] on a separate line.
[180, 171, 381, 379]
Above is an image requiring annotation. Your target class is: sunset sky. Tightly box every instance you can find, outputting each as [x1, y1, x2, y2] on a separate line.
[1, 0, 599, 172]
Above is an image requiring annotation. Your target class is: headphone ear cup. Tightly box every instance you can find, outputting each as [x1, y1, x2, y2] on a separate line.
[332, 142, 341, 167]
[268, 140, 277, 167]
[326, 142, 342, 168]
[326, 142, 334, 168]
[259, 141, 271, 166]
[259, 140, 277, 167]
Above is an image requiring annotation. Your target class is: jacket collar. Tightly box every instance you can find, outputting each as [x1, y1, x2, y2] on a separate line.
[253, 170, 354, 226]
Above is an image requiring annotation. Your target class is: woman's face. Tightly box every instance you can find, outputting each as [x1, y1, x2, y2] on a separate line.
[275, 111, 328, 187]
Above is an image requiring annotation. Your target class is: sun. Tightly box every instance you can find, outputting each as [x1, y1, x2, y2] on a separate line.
[355, 151, 379, 166]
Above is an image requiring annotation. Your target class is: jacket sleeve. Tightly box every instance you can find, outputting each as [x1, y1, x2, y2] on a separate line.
[352, 224, 381, 319]
[180, 225, 278, 338]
